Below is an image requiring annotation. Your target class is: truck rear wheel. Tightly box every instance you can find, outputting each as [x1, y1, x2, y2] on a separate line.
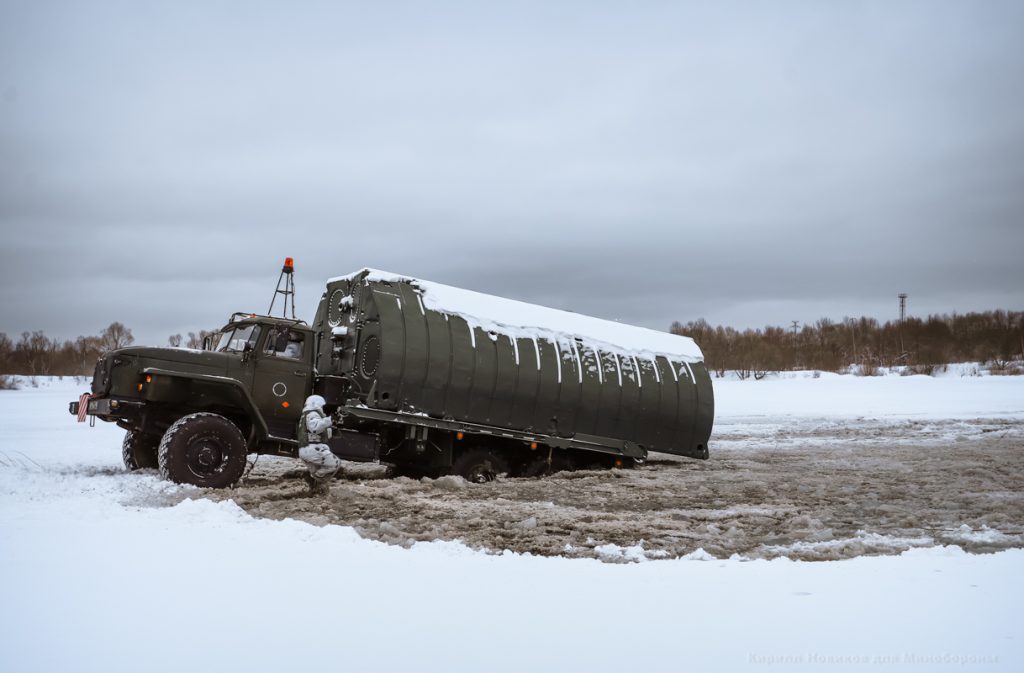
[522, 452, 573, 477]
[122, 431, 159, 470]
[158, 413, 248, 488]
[389, 464, 443, 480]
[450, 449, 509, 483]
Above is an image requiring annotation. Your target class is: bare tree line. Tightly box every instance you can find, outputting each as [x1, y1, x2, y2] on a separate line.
[672, 310, 1024, 378]
[0, 324, 218, 378]
[2, 310, 1022, 381]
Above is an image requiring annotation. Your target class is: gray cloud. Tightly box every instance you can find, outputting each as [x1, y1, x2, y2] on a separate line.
[1, 0, 1023, 344]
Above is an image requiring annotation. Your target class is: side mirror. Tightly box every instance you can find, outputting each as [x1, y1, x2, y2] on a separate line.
[202, 335, 213, 351]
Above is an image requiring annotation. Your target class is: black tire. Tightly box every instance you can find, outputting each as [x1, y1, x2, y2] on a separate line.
[158, 413, 248, 488]
[449, 448, 510, 483]
[576, 457, 612, 471]
[522, 452, 573, 477]
[389, 464, 443, 480]
[122, 431, 159, 470]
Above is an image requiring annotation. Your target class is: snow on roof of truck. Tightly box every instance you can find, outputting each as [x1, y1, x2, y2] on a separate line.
[327, 268, 704, 363]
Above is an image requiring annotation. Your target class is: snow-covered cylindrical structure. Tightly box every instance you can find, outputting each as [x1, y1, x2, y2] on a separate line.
[314, 269, 713, 459]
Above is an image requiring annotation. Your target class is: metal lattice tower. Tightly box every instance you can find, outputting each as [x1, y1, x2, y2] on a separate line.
[268, 257, 297, 319]
[898, 293, 908, 323]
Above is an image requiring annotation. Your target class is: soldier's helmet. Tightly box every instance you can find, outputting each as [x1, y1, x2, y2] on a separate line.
[303, 394, 326, 412]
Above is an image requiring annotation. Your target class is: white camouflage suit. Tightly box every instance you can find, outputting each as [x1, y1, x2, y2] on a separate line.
[297, 395, 343, 485]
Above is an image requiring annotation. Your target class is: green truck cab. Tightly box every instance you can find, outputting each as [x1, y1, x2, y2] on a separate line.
[71, 269, 714, 488]
[72, 313, 317, 487]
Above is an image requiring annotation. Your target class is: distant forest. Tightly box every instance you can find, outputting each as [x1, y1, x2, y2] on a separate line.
[0, 324, 215, 380]
[1, 310, 1022, 381]
[672, 310, 1024, 378]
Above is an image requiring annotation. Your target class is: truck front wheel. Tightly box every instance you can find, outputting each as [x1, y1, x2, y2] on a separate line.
[158, 413, 248, 488]
[122, 431, 159, 470]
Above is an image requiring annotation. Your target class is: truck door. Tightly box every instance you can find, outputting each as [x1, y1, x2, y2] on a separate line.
[252, 327, 313, 439]
[222, 323, 261, 393]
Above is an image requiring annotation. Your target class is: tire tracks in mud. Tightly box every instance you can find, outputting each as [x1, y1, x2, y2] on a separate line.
[204, 418, 1024, 562]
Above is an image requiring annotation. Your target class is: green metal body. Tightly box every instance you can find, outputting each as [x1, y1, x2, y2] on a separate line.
[312, 271, 714, 462]
[71, 273, 714, 473]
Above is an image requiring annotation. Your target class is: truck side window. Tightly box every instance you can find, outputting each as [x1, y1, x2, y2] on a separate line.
[265, 330, 305, 360]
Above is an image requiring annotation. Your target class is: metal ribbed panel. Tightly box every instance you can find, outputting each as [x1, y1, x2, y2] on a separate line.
[318, 274, 712, 456]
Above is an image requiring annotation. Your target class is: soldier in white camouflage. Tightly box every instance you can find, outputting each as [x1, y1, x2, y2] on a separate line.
[297, 395, 342, 494]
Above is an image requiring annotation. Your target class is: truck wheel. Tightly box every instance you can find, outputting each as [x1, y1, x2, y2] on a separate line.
[122, 431, 159, 470]
[389, 464, 443, 480]
[450, 449, 509, 483]
[522, 452, 573, 477]
[158, 413, 248, 488]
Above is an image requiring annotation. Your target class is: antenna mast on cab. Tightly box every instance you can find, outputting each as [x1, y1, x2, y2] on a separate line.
[268, 257, 297, 319]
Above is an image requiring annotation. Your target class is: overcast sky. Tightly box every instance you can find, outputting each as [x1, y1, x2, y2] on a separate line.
[1, 0, 1022, 345]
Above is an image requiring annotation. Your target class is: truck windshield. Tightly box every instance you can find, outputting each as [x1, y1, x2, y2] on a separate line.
[217, 325, 260, 353]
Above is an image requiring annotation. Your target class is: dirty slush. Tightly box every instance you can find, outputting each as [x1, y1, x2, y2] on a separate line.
[178, 418, 1024, 562]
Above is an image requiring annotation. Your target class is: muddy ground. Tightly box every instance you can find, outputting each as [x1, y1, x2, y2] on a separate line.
[197, 418, 1024, 562]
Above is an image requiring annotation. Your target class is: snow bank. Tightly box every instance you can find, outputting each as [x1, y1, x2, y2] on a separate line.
[328, 268, 704, 363]
[1, 492, 1021, 672]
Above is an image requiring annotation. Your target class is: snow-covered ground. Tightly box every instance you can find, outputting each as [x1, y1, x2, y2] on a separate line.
[1, 374, 1022, 672]
[715, 365, 1024, 423]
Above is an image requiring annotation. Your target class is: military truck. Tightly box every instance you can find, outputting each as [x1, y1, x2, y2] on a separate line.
[70, 265, 714, 488]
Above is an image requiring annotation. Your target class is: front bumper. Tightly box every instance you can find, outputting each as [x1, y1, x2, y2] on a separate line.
[69, 396, 143, 418]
